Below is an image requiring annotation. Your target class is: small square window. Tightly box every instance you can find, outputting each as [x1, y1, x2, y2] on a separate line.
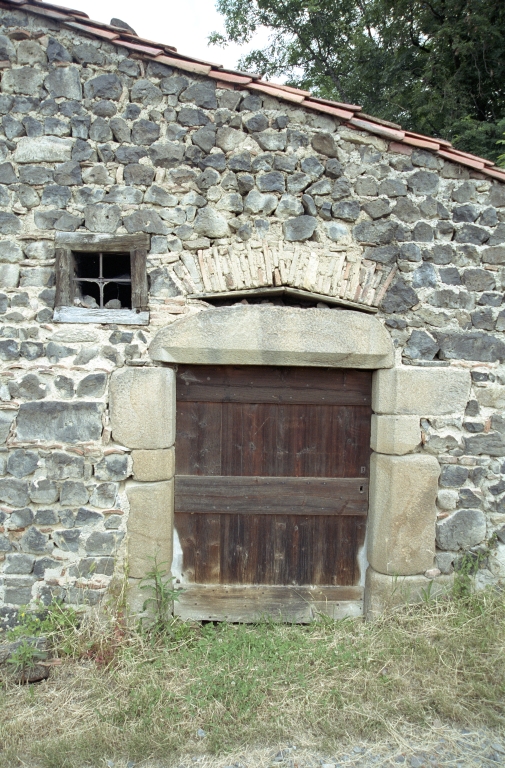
[74, 252, 132, 309]
[53, 234, 150, 324]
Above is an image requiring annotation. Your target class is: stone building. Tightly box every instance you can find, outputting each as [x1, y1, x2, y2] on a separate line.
[0, 0, 504, 625]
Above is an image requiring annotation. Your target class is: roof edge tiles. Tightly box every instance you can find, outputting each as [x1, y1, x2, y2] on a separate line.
[1, 0, 503, 181]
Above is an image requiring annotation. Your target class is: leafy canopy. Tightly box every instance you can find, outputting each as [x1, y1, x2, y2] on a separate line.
[211, 0, 505, 162]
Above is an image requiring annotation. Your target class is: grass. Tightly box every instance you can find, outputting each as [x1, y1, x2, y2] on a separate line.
[0, 589, 504, 767]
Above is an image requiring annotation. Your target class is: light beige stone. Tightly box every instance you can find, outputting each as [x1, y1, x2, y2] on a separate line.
[150, 306, 394, 369]
[132, 448, 175, 482]
[475, 384, 505, 409]
[109, 367, 175, 449]
[126, 480, 173, 580]
[370, 414, 420, 455]
[364, 566, 454, 620]
[372, 367, 471, 415]
[367, 452, 440, 576]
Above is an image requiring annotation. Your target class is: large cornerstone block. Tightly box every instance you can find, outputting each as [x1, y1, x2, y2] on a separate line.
[370, 414, 420, 455]
[364, 567, 454, 620]
[132, 448, 175, 481]
[367, 452, 440, 575]
[109, 367, 175, 449]
[150, 305, 394, 369]
[126, 480, 173, 579]
[372, 367, 471, 415]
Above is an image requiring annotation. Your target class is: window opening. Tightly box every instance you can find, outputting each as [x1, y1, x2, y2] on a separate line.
[74, 252, 132, 310]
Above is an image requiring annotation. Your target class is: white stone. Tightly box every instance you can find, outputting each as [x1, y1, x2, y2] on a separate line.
[150, 305, 394, 369]
[372, 367, 471, 416]
[109, 367, 176, 449]
[367, 452, 440, 576]
[132, 448, 175, 481]
[370, 414, 420, 455]
[0, 263, 19, 288]
[437, 489, 458, 511]
[126, 480, 173, 579]
[364, 566, 454, 619]
[13, 137, 74, 164]
[475, 385, 505, 410]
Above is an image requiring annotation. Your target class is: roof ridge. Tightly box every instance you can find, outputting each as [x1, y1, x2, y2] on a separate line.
[1, 0, 503, 180]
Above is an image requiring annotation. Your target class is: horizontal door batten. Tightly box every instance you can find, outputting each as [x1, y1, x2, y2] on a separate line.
[176, 365, 372, 406]
[175, 476, 368, 515]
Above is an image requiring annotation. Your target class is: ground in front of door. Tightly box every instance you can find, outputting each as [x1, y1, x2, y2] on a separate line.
[107, 726, 505, 768]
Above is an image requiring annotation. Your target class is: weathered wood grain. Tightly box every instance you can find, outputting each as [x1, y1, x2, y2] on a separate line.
[175, 476, 368, 515]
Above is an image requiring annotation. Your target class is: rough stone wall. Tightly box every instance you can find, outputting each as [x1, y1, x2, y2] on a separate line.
[0, 7, 504, 624]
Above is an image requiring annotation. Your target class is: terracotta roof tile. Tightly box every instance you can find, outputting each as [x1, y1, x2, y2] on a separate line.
[249, 82, 305, 104]
[355, 112, 402, 130]
[440, 146, 494, 166]
[438, 149, 485, 170]
[482, 167, 505, 182]
[65, 21, 119, 40]
[404, 130, 452, 148]
[304, 95, 362, 111]
[153, 54, 211, 76]
[0, 0, 503, 181]
[348, 117, 405, 142]
[401, 135, 441, 151]
[208, 70, 252, 85]
[23, 3, 70, 20]
[302, 100, 354, 120]
[117, 39, 163, 56]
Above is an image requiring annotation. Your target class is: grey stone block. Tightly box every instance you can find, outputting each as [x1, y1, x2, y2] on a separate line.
[455, 224, 489, 245]
[53, 529, 81, 552]
[75, 507, 103, 526]
[464, 432, 505, 457]
[76, 373, 107, 398]
[10, 507, 34, 529]
[436, 508, 486, 550]
[0, 478, 29, 507]
[3, 554, 34, 574]
[435, 331, 505, 363]
[17, 402, 103, 444]
[85, 531, 124, 556]
[407, 171, 439, 195]
[283, 215, 317, 242]
[20, 526, 51, 554]
[89, 483, 117, 508]
[179, 82, 216, 109]
[123, 209, 168, 235]
[381, 277, 418, 313]
[84, 204, 121, 233]
[84, 74, 122, 101]
[94, 454, 129, 481]
[7, 450, 38, 479]
[33, 508, 58, 525]
[29, 479, 59, 505]
[0, 410, 16, 443]
[60, 481, 89, 506]
[193, 207, 229, 238]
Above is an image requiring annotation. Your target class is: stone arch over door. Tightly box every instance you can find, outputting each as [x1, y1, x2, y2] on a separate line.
[110, 306, 464, 618]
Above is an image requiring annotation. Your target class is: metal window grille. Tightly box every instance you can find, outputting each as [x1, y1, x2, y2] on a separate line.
[73, 252, 131, 309]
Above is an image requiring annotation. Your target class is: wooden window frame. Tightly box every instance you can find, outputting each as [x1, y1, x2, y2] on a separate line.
[53, 233, 150, 325]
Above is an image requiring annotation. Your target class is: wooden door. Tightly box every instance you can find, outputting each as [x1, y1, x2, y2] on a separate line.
[174, 365, 371, 622]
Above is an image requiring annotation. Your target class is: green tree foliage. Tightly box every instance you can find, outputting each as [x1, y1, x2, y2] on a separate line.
[211, 0, 505, 161]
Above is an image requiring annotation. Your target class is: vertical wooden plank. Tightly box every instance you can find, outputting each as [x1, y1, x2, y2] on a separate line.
[55, 248, 73, 307]
[194, 514, 221, 583]
[130, 248, 148, 310]
[175, 402, 222, 476]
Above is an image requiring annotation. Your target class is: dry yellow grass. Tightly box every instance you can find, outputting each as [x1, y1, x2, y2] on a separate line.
[0, 589, 504, 768]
